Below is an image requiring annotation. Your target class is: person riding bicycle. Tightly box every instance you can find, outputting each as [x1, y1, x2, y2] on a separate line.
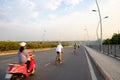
[73, 43, 77, 54]
[18, 42, 30, 72]
[56, 43, 63, 64]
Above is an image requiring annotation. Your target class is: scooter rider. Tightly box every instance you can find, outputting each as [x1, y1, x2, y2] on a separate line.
[18, 42, 30, 72]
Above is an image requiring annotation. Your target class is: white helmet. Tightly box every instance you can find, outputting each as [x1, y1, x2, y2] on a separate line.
[58, 42, 61, 45]
[20, 42, 26, 46]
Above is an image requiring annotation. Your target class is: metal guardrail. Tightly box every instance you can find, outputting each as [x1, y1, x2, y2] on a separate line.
[88, 45, 120, 57]
[103, 45, 120, 57]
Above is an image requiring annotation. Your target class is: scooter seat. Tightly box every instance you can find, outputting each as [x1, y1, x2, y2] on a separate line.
[9, 63, 26, 66]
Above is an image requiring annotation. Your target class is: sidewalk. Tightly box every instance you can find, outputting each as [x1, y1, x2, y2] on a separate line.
[85, 46, 120, 80]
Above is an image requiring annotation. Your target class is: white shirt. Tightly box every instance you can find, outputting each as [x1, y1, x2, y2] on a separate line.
[56, 44, 63, 53]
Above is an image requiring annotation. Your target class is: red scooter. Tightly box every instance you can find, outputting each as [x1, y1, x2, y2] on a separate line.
[5, 52, 35, 80]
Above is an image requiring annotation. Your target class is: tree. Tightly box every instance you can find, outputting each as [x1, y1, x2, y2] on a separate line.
[103, 33, 120, 45]
[110, 33, 119, 44]
[103, 38, 110, 44]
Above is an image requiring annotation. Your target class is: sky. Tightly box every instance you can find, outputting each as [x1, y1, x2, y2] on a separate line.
[0, 0, 120, 41]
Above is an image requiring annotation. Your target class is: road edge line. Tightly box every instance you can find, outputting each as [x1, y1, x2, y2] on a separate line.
[84, 48, 97, 80]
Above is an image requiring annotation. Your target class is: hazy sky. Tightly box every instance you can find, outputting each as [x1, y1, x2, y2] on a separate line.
[0, 0, 120, 41]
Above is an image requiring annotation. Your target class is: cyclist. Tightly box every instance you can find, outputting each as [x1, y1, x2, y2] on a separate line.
[73, 43, 77, 55]
[55, 43, 63, 64]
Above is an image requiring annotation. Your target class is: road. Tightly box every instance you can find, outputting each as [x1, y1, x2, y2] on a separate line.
[0, 46, 104, 80]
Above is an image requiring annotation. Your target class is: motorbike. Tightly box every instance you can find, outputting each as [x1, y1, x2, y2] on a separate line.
[5, 52, 35, 80]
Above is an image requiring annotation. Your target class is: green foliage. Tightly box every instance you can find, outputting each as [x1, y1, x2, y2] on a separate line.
[0, 41, 70, 51]
[26, 42, 57, 49]
[0, 42, 19, 51]
[103, 33, 120, 45]
[103, 38, 111, 44]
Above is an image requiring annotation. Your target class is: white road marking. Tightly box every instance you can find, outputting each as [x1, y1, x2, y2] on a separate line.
[44, 63, 51, 67]
[84, 48, 97, 80]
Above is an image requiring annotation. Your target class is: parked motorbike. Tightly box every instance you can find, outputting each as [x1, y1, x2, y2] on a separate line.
[5, 52, 35, 80]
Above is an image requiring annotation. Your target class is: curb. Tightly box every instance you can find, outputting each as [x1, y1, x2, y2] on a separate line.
[84, 47, 113, 80]
[0, 48, 52, 56]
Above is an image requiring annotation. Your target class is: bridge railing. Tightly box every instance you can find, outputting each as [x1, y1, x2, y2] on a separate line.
[88, 45, 120, 57]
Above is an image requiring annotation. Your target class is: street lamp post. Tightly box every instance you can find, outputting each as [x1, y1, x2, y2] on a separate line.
[93, 0, 103, 52]
[96, 16, 109, 51]
[84, 27, 89, 46]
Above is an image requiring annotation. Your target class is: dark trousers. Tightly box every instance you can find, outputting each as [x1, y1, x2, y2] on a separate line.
[26, 60, 30, 70]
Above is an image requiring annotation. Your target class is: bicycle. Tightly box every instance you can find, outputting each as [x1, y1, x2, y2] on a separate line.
[55, 52, 63, 65]
[73, 48, 77, 55]
[55, 58, 62, 65]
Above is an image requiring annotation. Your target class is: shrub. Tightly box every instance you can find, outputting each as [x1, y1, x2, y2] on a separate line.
[0, 41, 70, 51]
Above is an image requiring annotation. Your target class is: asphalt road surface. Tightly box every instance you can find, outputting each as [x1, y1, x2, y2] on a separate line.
[0, 46, 104, 80]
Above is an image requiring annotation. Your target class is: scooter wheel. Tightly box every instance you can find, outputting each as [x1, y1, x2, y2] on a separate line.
[10, 74, 24, 80]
